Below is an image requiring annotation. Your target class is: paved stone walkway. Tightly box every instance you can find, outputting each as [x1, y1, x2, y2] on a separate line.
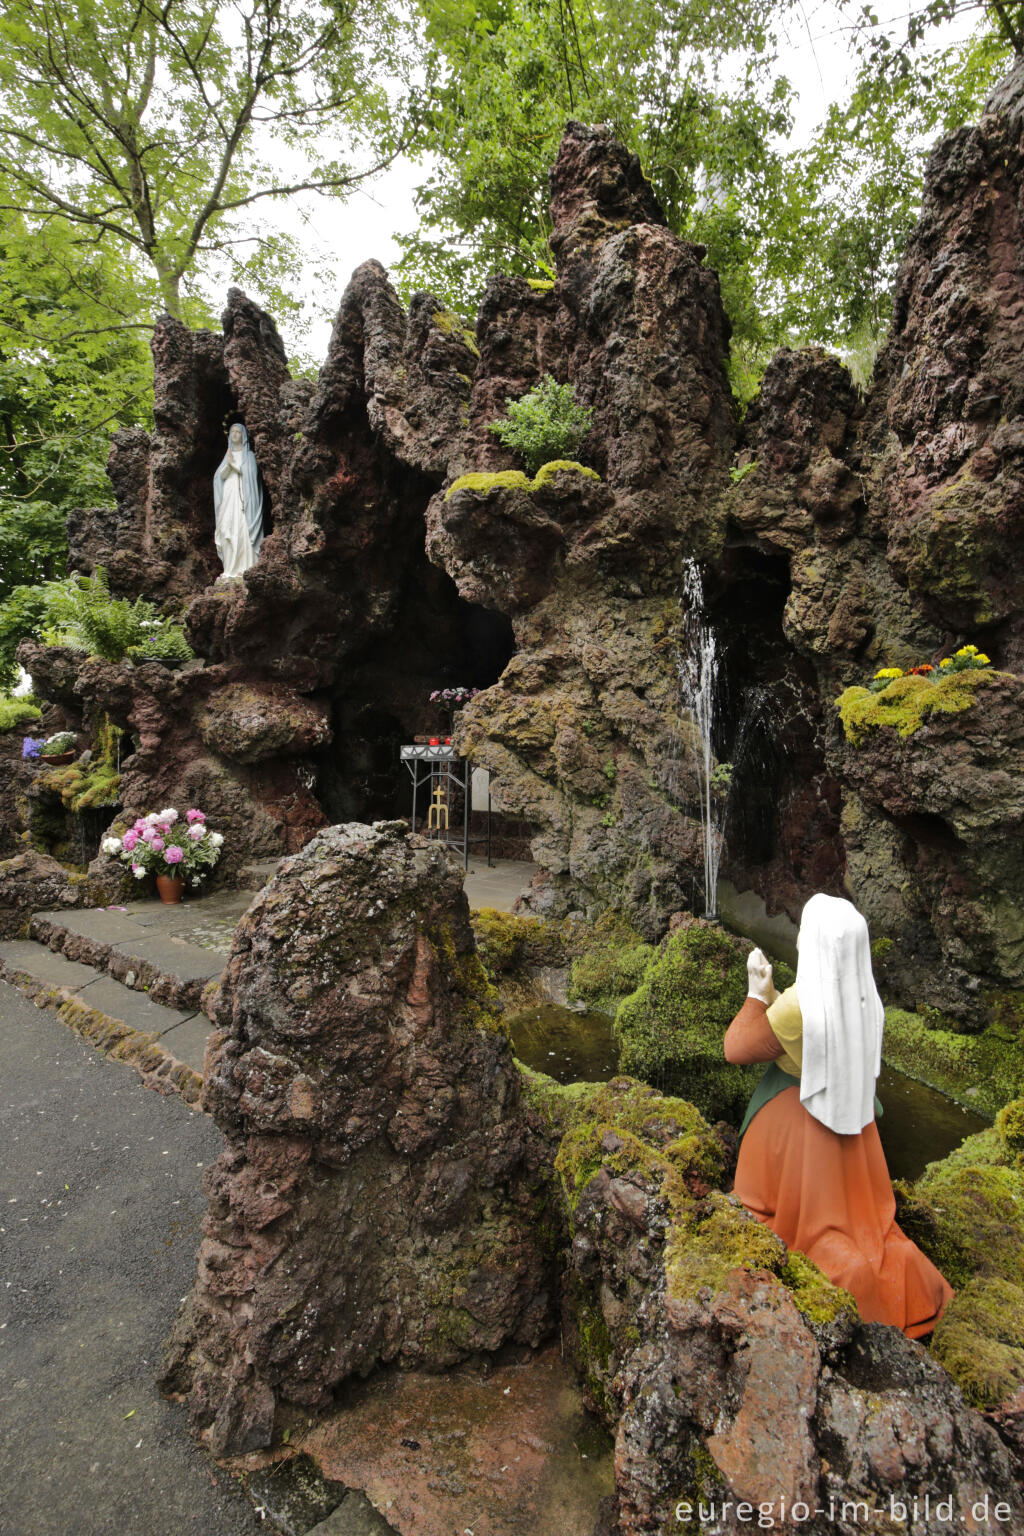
[0, 979, 261, 1536]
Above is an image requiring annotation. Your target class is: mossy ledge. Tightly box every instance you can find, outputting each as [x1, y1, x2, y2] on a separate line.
[894, 1096, 1024, 1407]
[836, 667, 999, 744]
[445, 460, 602, 500]
[883, 1006, 1023, 1118]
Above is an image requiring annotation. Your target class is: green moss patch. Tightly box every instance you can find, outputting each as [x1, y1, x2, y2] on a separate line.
[566, 910, 654, 1015]
[883, 1007, 1024, 1118]
[471, 907, 565, 978]
[614, 921, 758, 1123]
[931, 1278, 1024, 1408]
[445, 460, 601, 500]
[553, 1077, 723, 1211]
[836, 668, 997, 744]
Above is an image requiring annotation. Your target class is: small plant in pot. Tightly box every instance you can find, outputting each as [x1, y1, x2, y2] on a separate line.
[38, 731, 77, 765]
[102, 807, 224, 903]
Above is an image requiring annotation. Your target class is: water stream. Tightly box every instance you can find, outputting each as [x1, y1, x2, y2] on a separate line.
[678, 558, 723, 917]
[508, 1004, 989, 1183]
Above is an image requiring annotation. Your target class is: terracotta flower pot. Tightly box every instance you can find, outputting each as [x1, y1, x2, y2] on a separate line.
[155, 874, 185, 904]
[40, 751, 75, 765]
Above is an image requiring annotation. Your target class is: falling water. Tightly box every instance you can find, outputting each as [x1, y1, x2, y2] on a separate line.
[677, 559, 723, 918]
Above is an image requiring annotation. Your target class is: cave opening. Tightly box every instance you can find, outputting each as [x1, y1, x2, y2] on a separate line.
[315, 553, 516, 829]
[703, 542, 844, 917]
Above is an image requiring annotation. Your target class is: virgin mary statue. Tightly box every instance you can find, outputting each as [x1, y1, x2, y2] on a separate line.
[213, 422, 264, 578]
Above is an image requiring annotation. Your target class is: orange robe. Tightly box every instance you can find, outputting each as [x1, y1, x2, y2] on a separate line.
[724, 996, 953, 1338]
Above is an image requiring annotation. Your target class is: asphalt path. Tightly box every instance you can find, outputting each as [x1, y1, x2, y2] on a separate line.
[0, 979, 260, 1536]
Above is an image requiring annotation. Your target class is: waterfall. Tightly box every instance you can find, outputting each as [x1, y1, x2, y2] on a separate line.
[677, 559, 724, 918]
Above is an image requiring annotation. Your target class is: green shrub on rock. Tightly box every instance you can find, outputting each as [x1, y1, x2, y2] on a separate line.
[0, 692, 42, 731]
[614, 919, 759, 1123]
[488, 374, 594, 475]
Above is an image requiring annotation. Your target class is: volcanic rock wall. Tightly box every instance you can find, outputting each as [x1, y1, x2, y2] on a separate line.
[22, 71, 1024, 1018]
[162, 822, 557, 1455]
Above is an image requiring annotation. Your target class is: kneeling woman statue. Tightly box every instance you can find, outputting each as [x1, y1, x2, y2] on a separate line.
[724, 893, 953, 1338]
[213, 422, 264, 578]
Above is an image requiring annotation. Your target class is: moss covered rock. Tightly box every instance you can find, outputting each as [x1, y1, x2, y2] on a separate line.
[883, 1007, 1024, 1117]
[893, 1097, 1024, 1408]
[614, 917, 759, 1123]
[836, 668, 997, 744]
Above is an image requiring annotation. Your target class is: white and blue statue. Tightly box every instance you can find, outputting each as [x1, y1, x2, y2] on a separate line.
[213, 422, 264, 579]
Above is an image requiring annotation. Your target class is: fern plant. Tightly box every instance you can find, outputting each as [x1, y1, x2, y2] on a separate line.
[42, 567, 159, 661]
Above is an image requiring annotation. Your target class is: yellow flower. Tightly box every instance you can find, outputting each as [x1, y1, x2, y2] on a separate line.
[976, 653, 991, 665]
[874, 667, 904, 680]
[939, 657, 953, 668]
[955, 644, 979, 657]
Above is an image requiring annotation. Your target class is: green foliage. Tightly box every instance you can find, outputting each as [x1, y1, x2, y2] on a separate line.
[401, 1, 1007, 392]
[488, 376, 594, 476]
[727, 461, 758, 485]
[0, 692, 41, 731]
[0, 0, 417, 327]
[0, 208, 154, 600]
[42, 568, 160, 663]
[614, 921, 758, 1123]
[126, 626, 195, 666]
[446, 459, 600, 500]
[836, 668, 997, 744]
[0, 583, 50, 690]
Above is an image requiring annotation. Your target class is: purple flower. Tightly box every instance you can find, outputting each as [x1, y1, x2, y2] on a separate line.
[22, 737, 43, 759]
[165, 845, 184, 864]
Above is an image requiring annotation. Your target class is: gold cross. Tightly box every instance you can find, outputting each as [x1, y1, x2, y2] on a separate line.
[428, 783, 449, 831]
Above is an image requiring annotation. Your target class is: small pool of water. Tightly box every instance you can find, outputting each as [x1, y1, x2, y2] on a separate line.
[509, 1004, 619, 1083]
[876, 1063, 989, 1182]
[508, 1004, 990, 1182]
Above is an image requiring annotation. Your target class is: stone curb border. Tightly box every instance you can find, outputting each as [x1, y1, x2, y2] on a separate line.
[29, 912, 212, 1013]
[0, 959, 204, 1106]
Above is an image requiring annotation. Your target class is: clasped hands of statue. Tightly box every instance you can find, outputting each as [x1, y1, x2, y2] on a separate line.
[746, 946, 779, 1006]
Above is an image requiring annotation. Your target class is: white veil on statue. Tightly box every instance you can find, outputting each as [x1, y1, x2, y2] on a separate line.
[795, 893, 885, 1135]
[213, 422, 263, 578]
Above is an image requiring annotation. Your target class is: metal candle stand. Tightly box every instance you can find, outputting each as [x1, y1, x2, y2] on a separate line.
[400, 743, 493, 870]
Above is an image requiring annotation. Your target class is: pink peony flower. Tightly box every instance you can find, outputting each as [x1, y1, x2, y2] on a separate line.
[150, 836, 165, 852]
[165, 845, 184, 864]
[188, 823, 205, 841]
[122, 831, 138, 851]
[133, 818, 147, 833]
[186, 809, 205, 824]
[141, 827, 155, 843]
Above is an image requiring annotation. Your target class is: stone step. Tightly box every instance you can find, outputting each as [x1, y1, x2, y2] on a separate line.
[28, 888, 254, 1015]
[0, 937, 215, 1100]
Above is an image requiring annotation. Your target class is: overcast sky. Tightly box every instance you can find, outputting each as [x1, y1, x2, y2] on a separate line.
[244, 0, 983, 362]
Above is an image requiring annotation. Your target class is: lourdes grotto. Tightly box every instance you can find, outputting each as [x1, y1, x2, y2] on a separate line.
[4, 58, 1024, 1536]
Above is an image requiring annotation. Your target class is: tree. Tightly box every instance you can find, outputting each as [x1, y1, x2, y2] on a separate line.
[0, 202, 153, 603]
[397, 0, 798, 342]
[0, 0, 415, 320]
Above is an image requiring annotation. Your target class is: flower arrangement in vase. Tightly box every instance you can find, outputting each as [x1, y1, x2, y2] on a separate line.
[429, 685, 480, 733]
[102, 807, 224, 903]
